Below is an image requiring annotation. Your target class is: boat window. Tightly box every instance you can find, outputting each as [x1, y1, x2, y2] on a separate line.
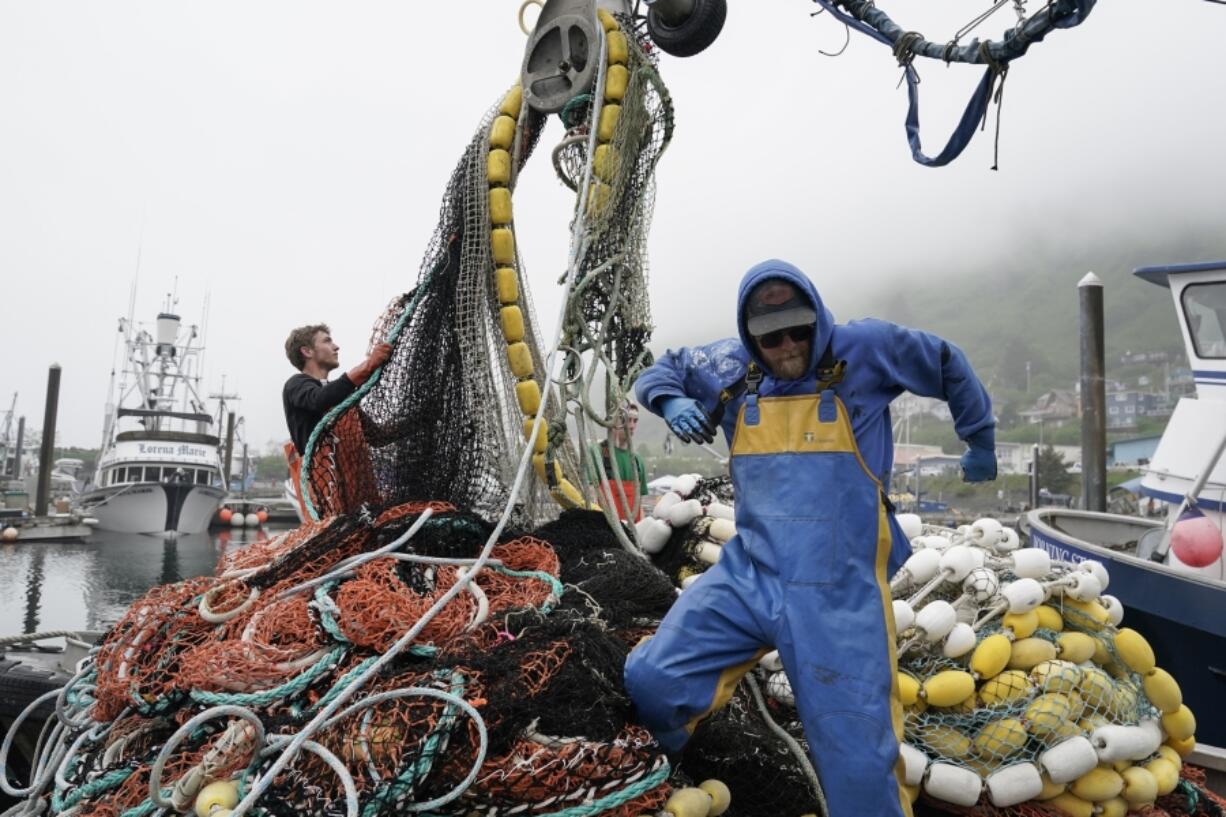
[144, 466, 160, 482]
[196, 469, 210, 485]
[125, 467, 141, 483]
[1182, 282, 1226, 359]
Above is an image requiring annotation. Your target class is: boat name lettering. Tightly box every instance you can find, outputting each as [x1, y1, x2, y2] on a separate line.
[137, 443, 209, 458]
[1029, 531, 1079, 564]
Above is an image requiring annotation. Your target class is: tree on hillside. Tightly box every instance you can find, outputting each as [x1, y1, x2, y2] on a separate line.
[1037, 445, 1076, 495]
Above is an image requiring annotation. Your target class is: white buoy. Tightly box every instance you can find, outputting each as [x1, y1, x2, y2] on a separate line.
[1100, 594, 1125, 626]
[707, 518, 736, 543]
[680, 574, 702, 591]
[915, 601, 957, 642]
[1077, 560, 1110, 592]
[705, 502, 735, 521]
[995, 527, 1021, 553]
[668, 499, 704, 528]
[986, 763, 1044, 807]
[1010, 548, 1052, 579]
[673, 474, 698, 498]
[970, 517, 1004, 549]
[652, 492, 682, 520]
[899, 743, 928, 786]
[1002, 578, 1045, 613]
[1039, 736, 1099, 784]
[963, 567, 1000, 602]
[899, 549, 942, 586]
[1, 527, 18, 543]
[766, 671, 794, 706]
[895, 513, 923, 541]
[943, 622, 977, 658]
[759, 650, 784, 673]
[230, 512, 246, 528]
[635, 517, 672, 555]
[939, 546, 978, 583]
[915, 534, 952, 551]
[1090, 722, 1162, 762]
[1063, 571, 1102, 602]
[892, 599, 916, 632]
[924, 763, 982, 807]
[695, 542, 722, 565]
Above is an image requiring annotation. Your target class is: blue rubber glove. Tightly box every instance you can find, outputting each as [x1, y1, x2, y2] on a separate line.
[661, 397, 715, 444]
[961, 427, 997, 482]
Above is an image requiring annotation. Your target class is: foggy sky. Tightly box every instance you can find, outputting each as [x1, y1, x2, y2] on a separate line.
[2, 1, 1224, 451]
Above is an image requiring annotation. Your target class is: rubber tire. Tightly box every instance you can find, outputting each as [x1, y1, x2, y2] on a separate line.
[0, 659, 64, 810]
[646, 0, 727, 58]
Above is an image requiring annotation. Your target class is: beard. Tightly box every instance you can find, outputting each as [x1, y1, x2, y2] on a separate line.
[774, 351, 808, 380]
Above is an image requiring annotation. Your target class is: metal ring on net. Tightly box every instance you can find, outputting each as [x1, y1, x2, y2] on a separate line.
[809, 0, 1096, 166]
[551, 345, 585, 387]
[518, 0, 544, 36]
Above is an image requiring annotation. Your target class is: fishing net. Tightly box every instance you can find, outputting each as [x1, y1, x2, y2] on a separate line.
[681, 688, 820, 817]
[29, 501, 680, 817]
[299, 11, 670, 536]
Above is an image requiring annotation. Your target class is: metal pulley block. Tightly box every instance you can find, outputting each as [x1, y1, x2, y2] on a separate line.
[520, 0, 605, 114]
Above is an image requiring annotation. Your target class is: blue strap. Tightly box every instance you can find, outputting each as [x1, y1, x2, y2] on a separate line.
[808, 0, 1097, 166]
[818, 389, 837, 424]
[744, 393, 760, 426]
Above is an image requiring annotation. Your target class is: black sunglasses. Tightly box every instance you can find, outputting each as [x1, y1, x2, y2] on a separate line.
[756, 325, 813, 349]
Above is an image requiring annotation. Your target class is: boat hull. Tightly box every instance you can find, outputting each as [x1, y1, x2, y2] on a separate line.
[78, 483, 225, 536]
[1024, 509, 1226, 750]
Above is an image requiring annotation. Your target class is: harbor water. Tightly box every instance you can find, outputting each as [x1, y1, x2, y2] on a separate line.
[0, 525, 291, 637]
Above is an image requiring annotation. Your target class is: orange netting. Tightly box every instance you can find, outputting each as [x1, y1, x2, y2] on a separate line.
[307, 410, 381, 518]
[337, 560, 477, 651]
[92, 577, 218, 721]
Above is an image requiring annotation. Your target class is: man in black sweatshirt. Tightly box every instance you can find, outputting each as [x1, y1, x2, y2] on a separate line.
[282, 323, 392, 456]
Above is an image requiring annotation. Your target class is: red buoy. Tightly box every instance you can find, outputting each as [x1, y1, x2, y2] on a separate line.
[219, 507, 233, 523]
[1171, 514, 1223, 568]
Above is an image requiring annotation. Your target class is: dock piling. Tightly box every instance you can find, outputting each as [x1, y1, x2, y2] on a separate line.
[1078, 273, 1107, 512]
[35, 365, 61, 516]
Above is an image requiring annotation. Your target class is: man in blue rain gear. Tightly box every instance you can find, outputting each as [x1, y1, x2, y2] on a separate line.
[625, 259, 995, 817]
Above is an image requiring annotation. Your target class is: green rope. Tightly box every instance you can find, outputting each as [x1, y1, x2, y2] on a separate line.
[189, 647, 346, 707]
[489, 564, 565, 612]
[119, 800, 159, 817]
[314, 581, 350, 643]
[52, 766, 134, 811]
[361, 671, 466, 816]
[533, 760, 670, 817]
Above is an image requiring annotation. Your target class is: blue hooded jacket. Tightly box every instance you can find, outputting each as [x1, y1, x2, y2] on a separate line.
[635, 259, 995, 489]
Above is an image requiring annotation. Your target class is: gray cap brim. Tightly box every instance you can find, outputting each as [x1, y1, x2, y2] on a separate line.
[747, 306, 817, 337]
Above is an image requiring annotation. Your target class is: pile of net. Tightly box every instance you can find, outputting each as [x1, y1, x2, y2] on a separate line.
[637, 478, 1226, 817]
[11, 503, 690, 817]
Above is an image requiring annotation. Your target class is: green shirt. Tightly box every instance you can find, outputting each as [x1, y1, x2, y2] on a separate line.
[586, 441, 648, 493]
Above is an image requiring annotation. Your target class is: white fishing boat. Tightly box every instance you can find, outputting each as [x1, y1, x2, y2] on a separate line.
[77, 304, 225, 536]
[1022, 260, 1226, 757]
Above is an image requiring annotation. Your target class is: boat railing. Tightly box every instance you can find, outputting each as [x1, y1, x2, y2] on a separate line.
[78, 482, 141, 510]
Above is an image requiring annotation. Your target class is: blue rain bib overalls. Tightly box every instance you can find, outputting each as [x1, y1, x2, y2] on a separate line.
[625, 376, 911, 817]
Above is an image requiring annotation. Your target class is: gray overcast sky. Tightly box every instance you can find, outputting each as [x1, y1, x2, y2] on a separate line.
[2, 1, 1224, 451]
